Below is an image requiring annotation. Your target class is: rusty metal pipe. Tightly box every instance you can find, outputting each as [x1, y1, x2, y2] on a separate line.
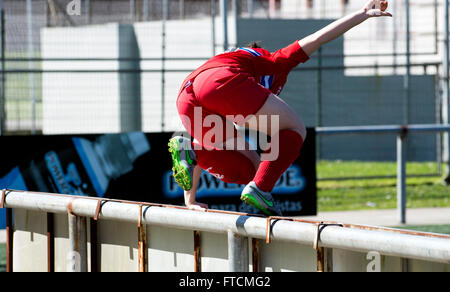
[317, 246, 325, 272]
[3, 190, 450, 264]
[252, 238, 260, 272]
[68, 212, 87, 272]
[227, 230, 249, 272]
[89, 219, 98, 272]
[194, 231, 201, 272]
[47, 213, 54, 272]
[138, 205, 148, 272]
[6, 208, 12, 272]
[326, 248, 333, 272]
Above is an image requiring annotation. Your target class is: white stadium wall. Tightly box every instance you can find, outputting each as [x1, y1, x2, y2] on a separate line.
[41, 16, 236, 135]
[41, 23, 141, 134]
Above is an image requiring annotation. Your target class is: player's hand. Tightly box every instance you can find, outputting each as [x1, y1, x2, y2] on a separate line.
[186, 201, 209, 212]
[363, 0, 392, 17]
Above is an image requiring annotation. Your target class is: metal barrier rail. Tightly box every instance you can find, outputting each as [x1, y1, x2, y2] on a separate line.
[316, 124, 450, 224]
[1, 189, 450, 272]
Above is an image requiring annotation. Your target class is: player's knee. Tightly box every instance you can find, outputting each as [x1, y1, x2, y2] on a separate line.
[285, 123, 306, 142]
[278, 116, 306, 141]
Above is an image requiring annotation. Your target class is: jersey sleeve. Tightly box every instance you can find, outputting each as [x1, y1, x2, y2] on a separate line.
[269, 40, 310, 72]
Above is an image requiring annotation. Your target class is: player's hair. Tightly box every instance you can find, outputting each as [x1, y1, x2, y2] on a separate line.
[246, 41, 262, 49]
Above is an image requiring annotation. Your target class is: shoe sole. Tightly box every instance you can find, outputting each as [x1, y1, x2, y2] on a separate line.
[168, 138, 193, 191]
[241, 193, 273, 216]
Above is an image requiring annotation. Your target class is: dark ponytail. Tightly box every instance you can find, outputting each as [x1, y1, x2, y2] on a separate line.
[246, 41, 262, 49]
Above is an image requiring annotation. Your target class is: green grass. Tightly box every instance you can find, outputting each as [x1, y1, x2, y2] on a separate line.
[317, 161, 450, 212]
[0, 244, 5, 273]
[394, 225, 450, 235]
[4, 51, 43, 124]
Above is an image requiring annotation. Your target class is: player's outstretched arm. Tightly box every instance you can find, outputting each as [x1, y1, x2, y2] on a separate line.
[299, 0, 392, 56]
[184, 165, 209, 211]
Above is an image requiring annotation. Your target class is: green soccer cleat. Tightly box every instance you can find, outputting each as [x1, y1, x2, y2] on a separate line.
[240, 182, 282, 216]
[168, 136, 197, 191]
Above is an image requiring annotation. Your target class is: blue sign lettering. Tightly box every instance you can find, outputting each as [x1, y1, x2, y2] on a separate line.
[163, 165, 306, 199]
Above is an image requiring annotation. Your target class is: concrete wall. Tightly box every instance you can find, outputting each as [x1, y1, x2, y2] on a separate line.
[10, 208, 450, 272]
[135, 16, 237, 133]
[41, 23, 141, 134]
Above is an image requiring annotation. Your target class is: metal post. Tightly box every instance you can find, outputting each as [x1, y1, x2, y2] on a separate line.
[0, 0, 4, 136]
[251, 238, 259, 272]
[317, 247, 334, 272]
[27, 0, 36, 134]
[227, 230, 249, 272]
[317, 47, 323, 160]
[317, 246, 325, 272]
[89, 218, 98, 272]
[138, 206, 148, 272]
[443, 0, 450, 184]
[68, 213, 87, 272]
[143, 0, 150, 21]
[434, 0, 439, 54]
[194, 231, 201, 272]
[401, 258, 409, 272]
[392, 0, 397, 74]
[161, 0, 168, 131]
[179, 0, 184, 19]
[436, 67, 443, 176]
[85, 0, 91, 25]
[233, 0, 238, 20]
[404, 0, 411, 125]
[269, 0, 276, 18]
[397, 131, 407, 224]
[130, 0, 135, 22]
[6, 208, 13, 272]
[47, 213, 55, 272]
[248, 0, 254, 18]
[326, 248, 333, 272]
[220, 0, 229, 52]
[211, 0, 216, 56]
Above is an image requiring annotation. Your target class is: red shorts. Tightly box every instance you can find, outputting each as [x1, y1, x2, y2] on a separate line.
[177, 67, 271, 147]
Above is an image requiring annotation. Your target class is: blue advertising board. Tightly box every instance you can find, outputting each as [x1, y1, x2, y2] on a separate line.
[0, 130, 316, 229]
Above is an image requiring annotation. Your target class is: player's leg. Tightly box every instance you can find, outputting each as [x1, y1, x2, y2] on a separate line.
[244, 93, 306, 193]
[194, 145, 259, 185]
[173, 86, 260, 191]
[192, 70, 295, 216]
[169, 135, 260, 191]
[238, 94, 305, 216]
[244, 93, 307, 139]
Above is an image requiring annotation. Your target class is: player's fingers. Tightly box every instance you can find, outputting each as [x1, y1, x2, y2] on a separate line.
[380, 11, 393, 17]
[189, 204, 208, 212]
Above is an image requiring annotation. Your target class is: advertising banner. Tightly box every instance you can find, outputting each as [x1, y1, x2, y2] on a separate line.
[0, 130, 316, 228]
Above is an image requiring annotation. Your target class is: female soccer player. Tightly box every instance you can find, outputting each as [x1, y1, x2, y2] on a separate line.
[169, 0, 391, 215]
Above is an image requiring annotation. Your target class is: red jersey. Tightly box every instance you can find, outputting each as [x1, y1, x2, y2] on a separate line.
[181, 40, 310, 96]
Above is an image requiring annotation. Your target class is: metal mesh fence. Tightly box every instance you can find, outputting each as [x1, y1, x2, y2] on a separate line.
[0, 0, 445, 150]
[0, 0, 448, 216]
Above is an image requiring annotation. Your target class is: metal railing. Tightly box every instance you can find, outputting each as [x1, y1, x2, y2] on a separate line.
[316, 123, 450, 224]
[1, 189, 450, 272]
